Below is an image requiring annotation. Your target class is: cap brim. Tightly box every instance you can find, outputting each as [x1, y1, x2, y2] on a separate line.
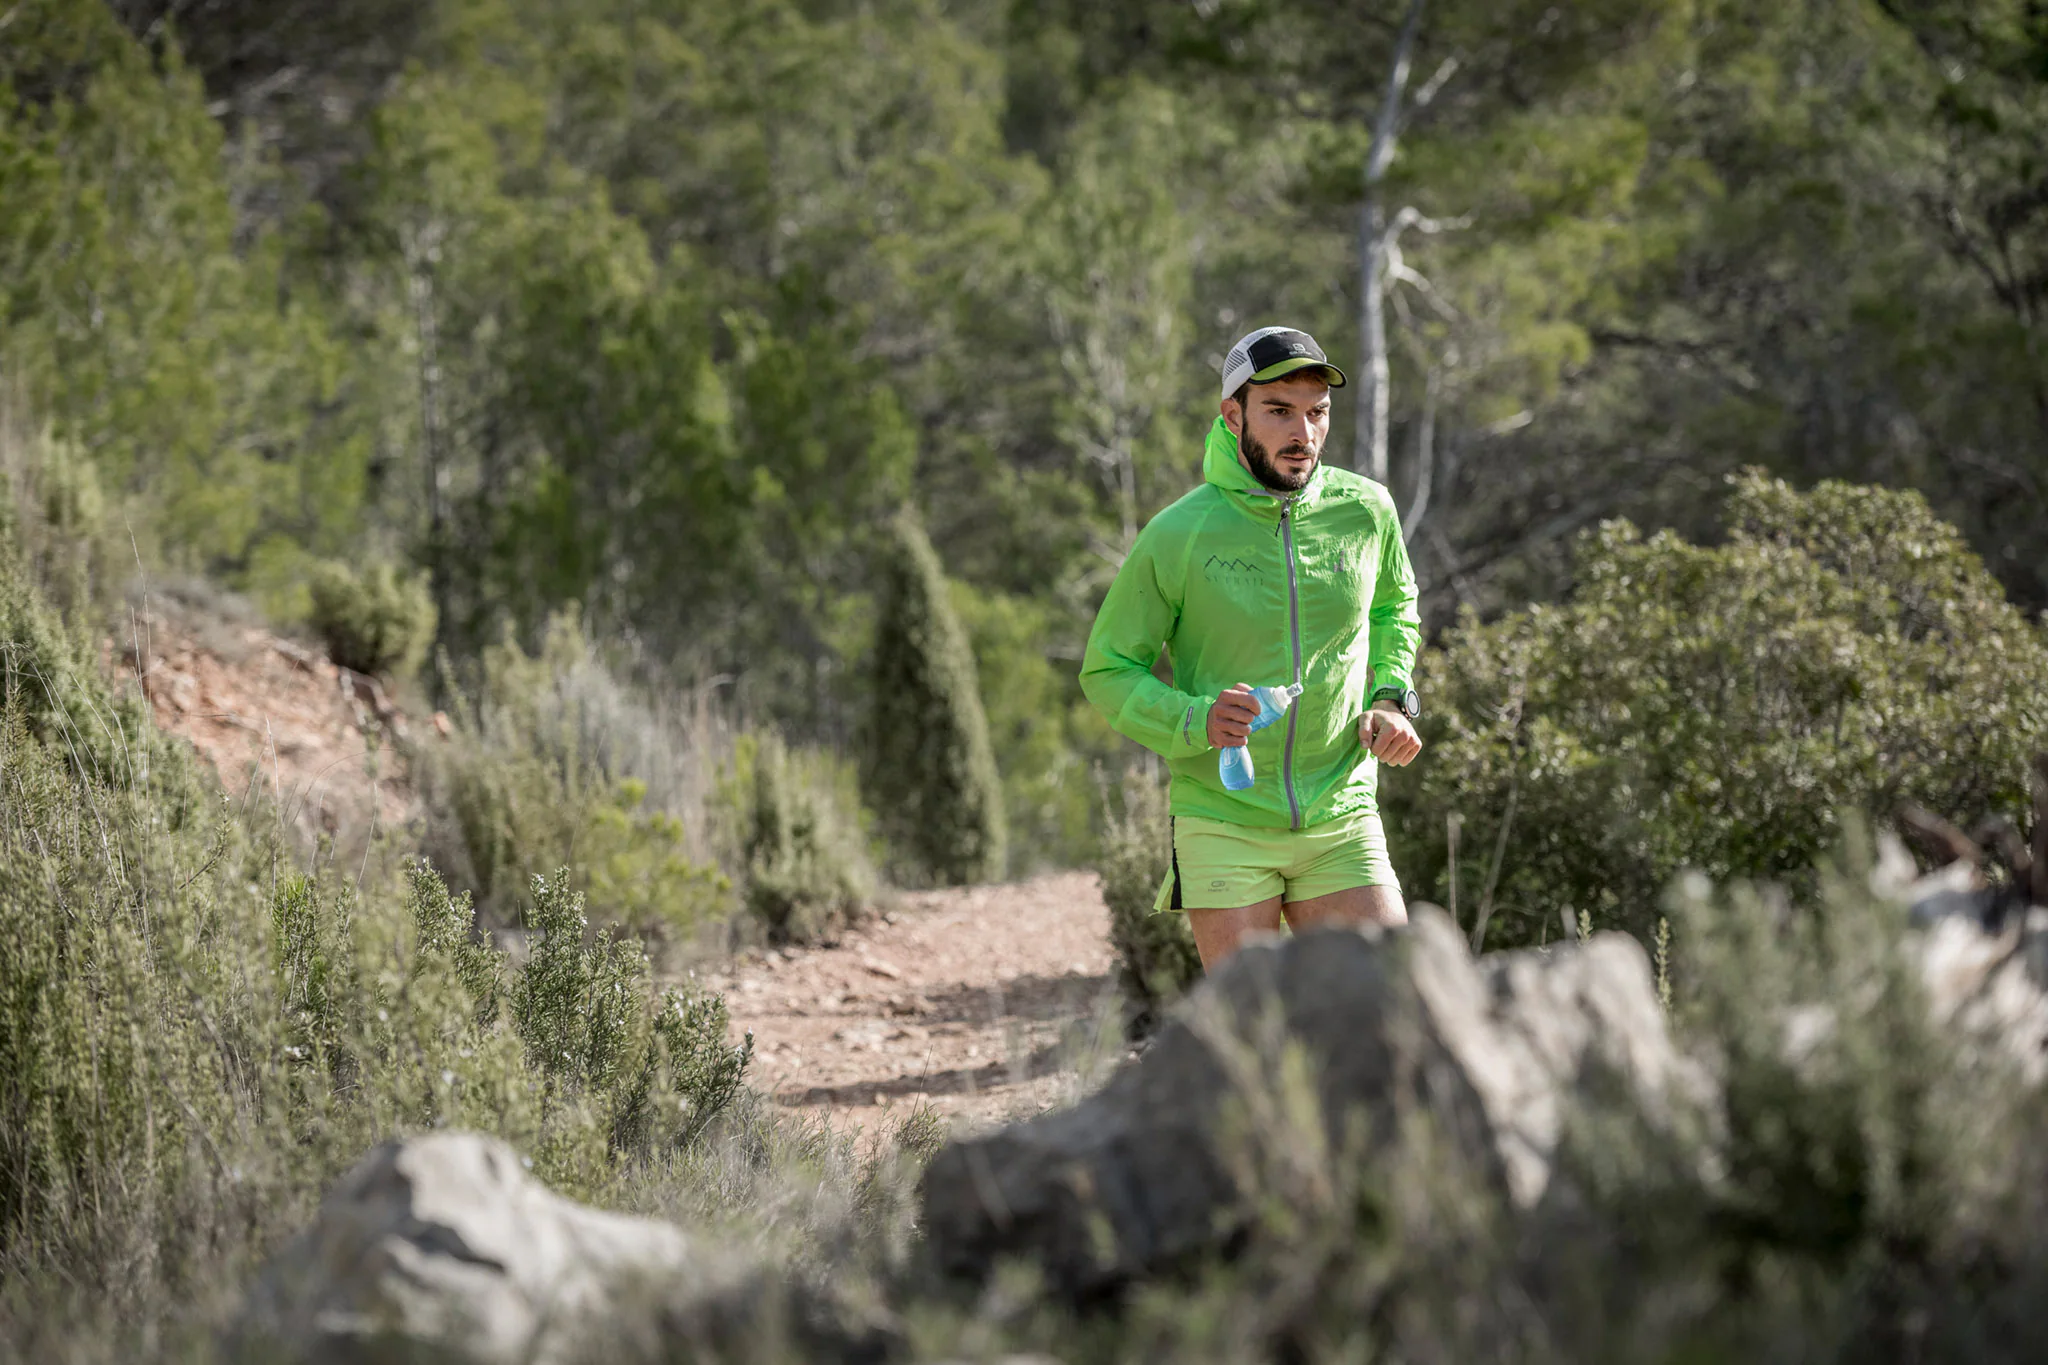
[1250, 357, 1347, 388]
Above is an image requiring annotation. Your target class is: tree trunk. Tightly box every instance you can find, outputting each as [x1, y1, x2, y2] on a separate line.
[1355, 0, 1426, 483]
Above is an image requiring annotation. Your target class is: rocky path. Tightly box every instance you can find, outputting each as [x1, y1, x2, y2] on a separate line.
[703, 872, 1122, 1134]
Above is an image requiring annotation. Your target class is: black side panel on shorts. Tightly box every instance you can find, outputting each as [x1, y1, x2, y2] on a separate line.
[1168, 817, 1183, 910]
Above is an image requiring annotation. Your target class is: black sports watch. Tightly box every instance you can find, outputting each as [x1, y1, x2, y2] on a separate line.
[1370, 685, 1420, 720]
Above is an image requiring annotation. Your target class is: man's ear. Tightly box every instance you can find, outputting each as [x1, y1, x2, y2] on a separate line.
[1220, 396, 1243, 436]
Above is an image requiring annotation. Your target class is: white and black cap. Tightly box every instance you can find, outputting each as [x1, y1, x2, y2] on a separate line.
[1220, 326, 1348, 400]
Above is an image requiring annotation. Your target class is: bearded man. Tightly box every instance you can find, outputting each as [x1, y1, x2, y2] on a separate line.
[1080, 325, 1424, 968]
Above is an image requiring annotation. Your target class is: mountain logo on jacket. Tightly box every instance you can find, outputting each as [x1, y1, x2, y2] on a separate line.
[1203, 554, 1264, 581]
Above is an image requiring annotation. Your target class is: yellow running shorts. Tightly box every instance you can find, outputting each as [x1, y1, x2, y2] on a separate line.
[1156, 812, 1399, 913]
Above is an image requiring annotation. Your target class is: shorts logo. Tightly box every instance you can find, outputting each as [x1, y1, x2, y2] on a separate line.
[1210, 879, 1226, 889]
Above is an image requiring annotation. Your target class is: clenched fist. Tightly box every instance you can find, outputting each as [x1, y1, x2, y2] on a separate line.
[1360, 704, 1422, 767]
[1207, 684, 1260, 748]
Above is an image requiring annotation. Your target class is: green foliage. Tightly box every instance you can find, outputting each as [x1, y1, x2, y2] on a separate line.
[0, 540, 204, 821]
[511, 867, 754, 1163]
[1664, 850, 1980, 1273]
[305, 557, 437, 678]
[1096, 767, 1203, 1036]
[0, 555, 752, 1324]
[0, 1, 373, 577]
[1391, 473, 2048, 948]
[864, 510, 1007, 886]
[580, 778, 734, 944]
[413, 612, 736, 940]
[952, 578, 1118, 873]
[0, 415, 112, 620]
[728, 731, 875, 945]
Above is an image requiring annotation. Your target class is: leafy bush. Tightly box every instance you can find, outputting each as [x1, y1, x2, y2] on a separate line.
[412, 612, 737, 941]
[952, 577, 1122, 872]
[1097, 766, 1202, 1035]
[864, 509, 1007, 886]
[1391, 473, 2048, 949]
[0, 555, 752, 1328]
[306, 558, 437, 678]
[727, 730, 875, 944]
[511, 868, 754, 1162]
[1017, 849, 2048, 1362]
[0, 415, 110, 620]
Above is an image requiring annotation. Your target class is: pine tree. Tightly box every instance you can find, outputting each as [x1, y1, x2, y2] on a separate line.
[864, 509, 1007, 886]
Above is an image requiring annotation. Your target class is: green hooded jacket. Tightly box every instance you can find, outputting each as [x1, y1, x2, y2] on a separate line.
[1080, 416, 1421, 829]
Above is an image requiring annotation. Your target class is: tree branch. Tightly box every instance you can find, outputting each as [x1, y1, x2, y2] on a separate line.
[1355, 0, 1428, 483]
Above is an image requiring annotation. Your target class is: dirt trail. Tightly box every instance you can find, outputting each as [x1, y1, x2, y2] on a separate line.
[704, 872, 1122, 1134]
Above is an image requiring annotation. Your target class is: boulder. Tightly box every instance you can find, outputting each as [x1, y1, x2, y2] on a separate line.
[229, 1131, 734, 1365]
[919, 908, 1705, 1297]
[1913, 908, 2048, 1081]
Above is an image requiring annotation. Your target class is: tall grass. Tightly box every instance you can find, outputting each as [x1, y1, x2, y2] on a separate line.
[0, 552, 767, 1359]
[413, 611, 875, 950]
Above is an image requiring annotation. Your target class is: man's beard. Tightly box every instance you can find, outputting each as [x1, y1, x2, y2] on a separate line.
[1242, 425, 1318, 492]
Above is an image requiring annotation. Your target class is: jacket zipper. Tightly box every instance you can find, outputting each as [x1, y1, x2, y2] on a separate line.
[1279, 495, 1304, 829]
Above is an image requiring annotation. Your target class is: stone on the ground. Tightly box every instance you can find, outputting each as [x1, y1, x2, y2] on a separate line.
[919, 909, 1704, 1297]
[230, 1131, 728, 1365]
[1914, 908, 2048, 1081]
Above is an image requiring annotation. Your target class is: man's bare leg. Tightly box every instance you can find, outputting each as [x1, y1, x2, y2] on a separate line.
[1283, 883, 1407, 932]
[1187, 897, 1284, 970]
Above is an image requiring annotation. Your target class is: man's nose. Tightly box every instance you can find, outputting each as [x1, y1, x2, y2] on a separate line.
[1284, 413, 1314, 446]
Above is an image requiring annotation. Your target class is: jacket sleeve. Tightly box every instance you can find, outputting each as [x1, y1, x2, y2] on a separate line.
[1369, 506, 1421, 694]
[1079, 523, 1216, 760]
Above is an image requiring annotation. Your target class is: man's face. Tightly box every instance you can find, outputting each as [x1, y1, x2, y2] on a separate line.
[1225, 373, 1332, 492]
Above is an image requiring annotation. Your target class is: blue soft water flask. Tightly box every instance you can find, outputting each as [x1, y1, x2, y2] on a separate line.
[1217, 684, 1302, 791]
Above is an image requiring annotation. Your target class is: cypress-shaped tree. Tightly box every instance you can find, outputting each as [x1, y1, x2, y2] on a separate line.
[864, 509, 1007, 885]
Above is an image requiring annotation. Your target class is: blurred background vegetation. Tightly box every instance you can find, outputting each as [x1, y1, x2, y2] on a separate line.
[2, 2, 2047, 1359]
[6, 0, 2044, 894]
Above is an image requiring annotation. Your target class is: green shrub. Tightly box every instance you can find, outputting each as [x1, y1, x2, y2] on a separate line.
[0, 555, 753, 1326]
[1390, 472, 2048, 949]
[581, 778, 734, 943]
[863, 508, 1007, 886]
[412, 612, 737, 941]
[306, 557, 437, 678]
[728, 730, 875, 944]
[0, 417, 111, 621]
[952, 577, 1122, 872]
[1097, 766, 1202, 1035]
[511, 867, 754, 1165]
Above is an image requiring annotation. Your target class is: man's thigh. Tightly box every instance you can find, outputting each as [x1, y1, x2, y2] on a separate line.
[1173, 813, 1406, 967]
[1279, 811, 1402, 922]
[1186, 897, 1284, 969]
[1284, 882, 1407, 930]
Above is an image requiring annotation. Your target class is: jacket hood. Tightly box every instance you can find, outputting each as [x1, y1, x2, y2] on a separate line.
[1201, 416, 1329, 504]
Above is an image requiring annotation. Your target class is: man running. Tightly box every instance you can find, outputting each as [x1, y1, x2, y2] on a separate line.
[1080, 325, 1423, 969]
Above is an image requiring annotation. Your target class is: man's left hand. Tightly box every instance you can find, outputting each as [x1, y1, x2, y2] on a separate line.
[1360, 704, 1422, 768]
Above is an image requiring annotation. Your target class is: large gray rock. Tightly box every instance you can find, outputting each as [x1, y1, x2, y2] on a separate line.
[230, 1131, 730, 1365]
[919, 908, 1704, 1297]
[1914, 908, 2048, 1080]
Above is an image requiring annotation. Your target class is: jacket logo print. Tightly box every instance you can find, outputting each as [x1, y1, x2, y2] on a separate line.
[1202, 554, 1264, 585]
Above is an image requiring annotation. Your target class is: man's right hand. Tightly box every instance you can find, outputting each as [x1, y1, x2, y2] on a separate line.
[1207, 684, 1260, 749]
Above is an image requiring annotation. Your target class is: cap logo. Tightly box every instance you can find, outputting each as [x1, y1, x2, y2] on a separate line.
[1220, 324, 1350, 398]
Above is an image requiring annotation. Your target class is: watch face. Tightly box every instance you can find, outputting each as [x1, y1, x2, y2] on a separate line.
[1402, 689, 1421, 719]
